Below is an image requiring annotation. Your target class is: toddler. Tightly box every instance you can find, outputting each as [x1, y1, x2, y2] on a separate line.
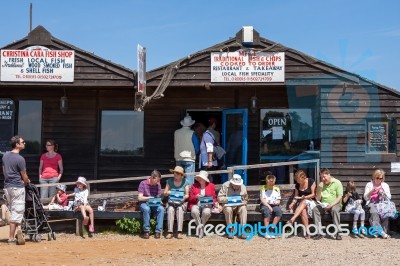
[43, 184, 68, 210]
[342, 181, 366, 235]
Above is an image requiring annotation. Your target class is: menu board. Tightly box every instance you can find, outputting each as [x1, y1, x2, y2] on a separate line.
[367, 122, 388, 153]
[0, 98, 15, 152]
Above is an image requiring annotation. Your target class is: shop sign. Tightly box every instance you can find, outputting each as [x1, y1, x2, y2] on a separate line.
[211, 50, 284, 83]
[1, 45, 74, 82]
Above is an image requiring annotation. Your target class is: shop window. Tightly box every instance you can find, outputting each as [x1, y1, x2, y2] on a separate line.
[100, 110, 144, 156]
[260, 108, 316, 157]
[366, 118, 396, 154]
[18, 100, 42, 154]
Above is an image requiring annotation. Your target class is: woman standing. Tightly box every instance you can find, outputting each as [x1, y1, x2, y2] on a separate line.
[287, 170, 316, 239]
[364, 169, 391, 238]
[38, 139, 63, 200]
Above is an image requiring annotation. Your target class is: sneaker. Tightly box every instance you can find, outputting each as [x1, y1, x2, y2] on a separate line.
[313, 234, 324, 240]
[335, 234, 342, 240]
[142, 232, 149, 239]
[265, 234, 272, 239]
[270, 235, 276, 239]
[16, 229, 25, 245]
[360, 229, 367, 236]
[7, 238, 17, 245]
[198, 228, 204, 239]
[176, 232, 184, 239]
[165, 232, 173, 239]
[89, 225, 94, 233]
[381, 232, 391, 239]
[154, 232, 161, 239]
[83, 216, 89, 226]
[352, 227, 358, 234]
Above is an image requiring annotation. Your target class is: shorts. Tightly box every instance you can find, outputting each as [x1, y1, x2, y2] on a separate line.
[4, 187, 25, 224]
[260, 204, 282, 218]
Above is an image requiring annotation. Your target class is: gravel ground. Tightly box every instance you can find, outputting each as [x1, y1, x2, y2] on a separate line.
[0, 230, 399, 266]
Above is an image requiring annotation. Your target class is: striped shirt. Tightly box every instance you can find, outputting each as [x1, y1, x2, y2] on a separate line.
[138, 179, 161, 203]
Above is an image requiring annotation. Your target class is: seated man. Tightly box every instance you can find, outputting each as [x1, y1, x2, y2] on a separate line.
[218, 174, 248, 239]
[138, 170, 165, 239]
[312, 168, 343, 240]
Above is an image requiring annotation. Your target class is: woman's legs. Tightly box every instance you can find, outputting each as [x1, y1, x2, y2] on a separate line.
[288, 200, 306, 223]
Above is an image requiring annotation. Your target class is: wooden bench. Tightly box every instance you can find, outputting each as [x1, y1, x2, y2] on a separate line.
[47, 206, 361, 237]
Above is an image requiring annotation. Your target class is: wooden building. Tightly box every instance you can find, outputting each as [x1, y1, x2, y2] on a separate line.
[0, 26, 136, 190]
[145, 27, 400, 202]
[1, 26, 399, 204]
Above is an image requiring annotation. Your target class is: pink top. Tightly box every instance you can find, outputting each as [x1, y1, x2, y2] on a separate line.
[57, 193, 68, 206]
[40, 153, 62, 178]
[370, 186, 384, 203]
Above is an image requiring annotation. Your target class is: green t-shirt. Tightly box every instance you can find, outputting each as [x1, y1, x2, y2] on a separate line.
[321, 177, 343, 205]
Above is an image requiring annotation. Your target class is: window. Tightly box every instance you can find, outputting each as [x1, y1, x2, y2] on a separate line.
[366, 118, 396, 154]
[100, 110, 144, 155]
[260, 108, 316, 156]
[18, 100, 42, 154]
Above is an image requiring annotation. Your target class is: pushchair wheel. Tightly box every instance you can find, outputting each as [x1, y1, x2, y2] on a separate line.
[34, 234, 42, 242]
[52, 232, 56, 240]
[48, 233, 52, 241]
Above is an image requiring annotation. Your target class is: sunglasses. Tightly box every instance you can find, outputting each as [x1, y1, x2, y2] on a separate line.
[376, 178, 384, 180]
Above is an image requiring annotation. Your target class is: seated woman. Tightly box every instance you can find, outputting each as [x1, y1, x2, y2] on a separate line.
[287, 170, 316, 239]
[364, 169, 391, 238]
[188, 170, 217, 238]
[164, 166, 189, 239]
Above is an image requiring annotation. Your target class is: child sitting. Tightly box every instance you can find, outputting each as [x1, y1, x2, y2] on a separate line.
[68, 176, 95, 233]
[43, 184, 68, 210]
[259, 175, 282, 239]
[342, 181, 366, 235]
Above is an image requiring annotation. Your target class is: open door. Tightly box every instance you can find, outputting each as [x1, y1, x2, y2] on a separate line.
[222, 109, 248, 184]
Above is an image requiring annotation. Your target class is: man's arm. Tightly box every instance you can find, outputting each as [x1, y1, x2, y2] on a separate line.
[20, 170, 30, 185]
[218, 184, 228, 203]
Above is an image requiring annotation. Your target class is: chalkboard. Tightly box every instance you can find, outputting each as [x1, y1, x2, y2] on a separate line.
[0, 98, 15, 152]
[367, 122, 388, 153]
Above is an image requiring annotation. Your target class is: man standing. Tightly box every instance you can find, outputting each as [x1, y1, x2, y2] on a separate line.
[2, 136, 30, 245]
[174, 114, 199, 186]
[312, 168, 343, 240]
[218, 174, 248, 239]
[137, 170, 164, 239]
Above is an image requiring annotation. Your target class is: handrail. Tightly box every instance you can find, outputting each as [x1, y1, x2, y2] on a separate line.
[34, 159, 320, 188]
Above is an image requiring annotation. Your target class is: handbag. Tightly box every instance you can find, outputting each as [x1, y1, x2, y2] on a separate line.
[213, 144, 226, 161]
[375, 199, 398, 219]
[204, 132, 226, 164]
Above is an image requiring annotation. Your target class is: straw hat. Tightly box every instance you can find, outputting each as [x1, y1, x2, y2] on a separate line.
[195, 170, 210, 183]
[230, 174, 243, 186]
[180, 115, 195, 127]
[76, 176, 87, 186]
[169, 166, 185, 176]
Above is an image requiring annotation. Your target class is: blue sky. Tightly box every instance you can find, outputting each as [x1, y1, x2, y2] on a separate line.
[1, 0, 399, 90]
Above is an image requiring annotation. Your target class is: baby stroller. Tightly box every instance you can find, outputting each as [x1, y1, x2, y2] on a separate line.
[23, 183, 56, 242]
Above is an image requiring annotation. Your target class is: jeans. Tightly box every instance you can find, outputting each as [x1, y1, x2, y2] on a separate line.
[176, 160, 195, 186]
[140, 203, 165, 233]
[39, 177, 59, 200]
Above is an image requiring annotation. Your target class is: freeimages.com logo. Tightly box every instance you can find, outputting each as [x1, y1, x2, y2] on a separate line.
[188, 220, 384, 240]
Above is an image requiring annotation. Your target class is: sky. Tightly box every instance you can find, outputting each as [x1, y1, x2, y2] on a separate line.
[1, 0, 399, 90]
